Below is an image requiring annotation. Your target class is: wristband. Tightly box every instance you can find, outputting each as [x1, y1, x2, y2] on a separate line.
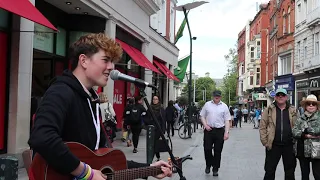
[75, 163, 87, 179]
[88, 169, 94, 180]
[80, 166, 92, 180]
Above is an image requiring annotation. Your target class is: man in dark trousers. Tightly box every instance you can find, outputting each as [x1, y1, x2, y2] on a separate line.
[200, 90, 231, 176]
[260, 88, 297, 180]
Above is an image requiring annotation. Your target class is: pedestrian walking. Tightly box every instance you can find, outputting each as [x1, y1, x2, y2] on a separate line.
[166, 100, 177, 137]
[259, 88, 297, 180]
[292, 94, 320, 180]
[200, 90, 231, 176]
[242, 106, 248, 123]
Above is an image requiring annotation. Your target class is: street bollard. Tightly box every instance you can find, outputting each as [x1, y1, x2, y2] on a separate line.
[0, 156, 18, 180]
[146, 125, 155, 164]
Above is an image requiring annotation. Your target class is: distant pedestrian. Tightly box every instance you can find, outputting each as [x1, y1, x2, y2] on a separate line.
[259, 88, 297, 180]
[200, 90, 231, 176]
[242, 107, 248, 123]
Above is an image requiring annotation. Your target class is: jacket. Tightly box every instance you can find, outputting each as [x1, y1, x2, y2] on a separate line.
[259, 103, 297, 150]
[28, 70, 148, 174]
[292, 111, 320, 157]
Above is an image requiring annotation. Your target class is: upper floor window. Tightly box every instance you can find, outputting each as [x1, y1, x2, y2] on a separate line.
[279, 55, 292, 75]
[297, 41, 301, 63]
[283, 10, 286, 34]
[298, 4, 301, 23]
[257, 41, 261, 59]
[288, 7, 291, 33]
[250, 47, 255, 59]
[303, 38, 307, 60]
[315, 33, 319, 55]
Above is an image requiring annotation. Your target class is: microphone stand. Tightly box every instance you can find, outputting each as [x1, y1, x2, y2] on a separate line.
[138, 86, 187, 180]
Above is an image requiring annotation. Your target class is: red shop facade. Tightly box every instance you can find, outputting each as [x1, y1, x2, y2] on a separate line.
[0, 9, 10, 154]
[111, 27, 162, 129]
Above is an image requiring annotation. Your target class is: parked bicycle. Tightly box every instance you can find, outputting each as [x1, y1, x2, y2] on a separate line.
[178, 115, 194, 139]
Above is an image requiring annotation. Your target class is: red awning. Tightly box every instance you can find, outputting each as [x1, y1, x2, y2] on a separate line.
[153, 60, 180, 82]
[116, 39, 161, 74]
[0, 0, 57, 31]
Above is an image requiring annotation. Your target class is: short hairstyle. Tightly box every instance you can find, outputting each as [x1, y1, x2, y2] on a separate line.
[69, 33, 123, 71]
[135, 96, 142, 103]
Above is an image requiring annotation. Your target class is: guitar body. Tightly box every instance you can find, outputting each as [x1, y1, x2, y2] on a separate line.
[30, 142, 127, 180]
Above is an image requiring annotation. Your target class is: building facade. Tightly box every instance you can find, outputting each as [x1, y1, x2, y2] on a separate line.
[237, 27, 246, 103]
[0, 0, 180, 162]
[294, 0, 320, 107]
[274, 0, 295, 105]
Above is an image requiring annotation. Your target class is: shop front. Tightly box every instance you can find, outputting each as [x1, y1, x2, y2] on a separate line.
[252, 93, 268, 109]
[275, 74, 295, 105]
[0, 9, 10, 154]
[295, 74, 320, 107]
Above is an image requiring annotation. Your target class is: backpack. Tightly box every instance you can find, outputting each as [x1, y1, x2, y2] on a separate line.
[126, 104, 142, 125]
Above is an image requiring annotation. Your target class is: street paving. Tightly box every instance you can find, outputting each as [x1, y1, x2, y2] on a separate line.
[18, 123, 313, 179]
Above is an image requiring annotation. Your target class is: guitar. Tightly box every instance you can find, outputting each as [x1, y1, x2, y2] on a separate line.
[30, 142, 178, 180]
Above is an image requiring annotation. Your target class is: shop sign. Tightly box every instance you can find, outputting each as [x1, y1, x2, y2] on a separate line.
[269, 91, 276, 97]
[309, 78, 320, 88]
[296, 79, 309, 89]
[275, 75, 294, 91]
[33, 24, 54, 53]
[276, 83, 290, 89]
[56, 27, 66, 56]
[253, 93, 267, 100]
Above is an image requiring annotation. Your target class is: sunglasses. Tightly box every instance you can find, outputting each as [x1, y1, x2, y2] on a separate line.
[276, 93, 286, 97]
[306, 102, 317, 106]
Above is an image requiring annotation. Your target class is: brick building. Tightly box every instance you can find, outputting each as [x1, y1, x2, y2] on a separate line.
[274, 0, 295, 104]
[237, 27, 246, 102]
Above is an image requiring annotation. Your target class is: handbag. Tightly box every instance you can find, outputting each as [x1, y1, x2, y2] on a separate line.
[311, 141, 320, 159]
[155, 138, 169, 153]
[104, 103, 117, 125]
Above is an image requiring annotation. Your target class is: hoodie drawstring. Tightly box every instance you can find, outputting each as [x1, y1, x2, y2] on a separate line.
[87, 98, 100, 150]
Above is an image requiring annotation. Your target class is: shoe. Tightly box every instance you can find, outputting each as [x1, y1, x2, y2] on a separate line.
[212, 168, 219, 176]
[127, 140, 132, 147]
[133, 148, 138, 153]
[205, 166, 210, 174]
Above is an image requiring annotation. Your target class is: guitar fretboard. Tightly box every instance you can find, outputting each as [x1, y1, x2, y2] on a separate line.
[108, 166, 162, 180]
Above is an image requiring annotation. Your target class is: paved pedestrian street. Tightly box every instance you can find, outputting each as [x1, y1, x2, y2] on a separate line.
[19, 123, 313, 180]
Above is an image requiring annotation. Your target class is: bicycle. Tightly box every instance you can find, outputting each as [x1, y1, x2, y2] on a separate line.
[178, 116, 194, 139]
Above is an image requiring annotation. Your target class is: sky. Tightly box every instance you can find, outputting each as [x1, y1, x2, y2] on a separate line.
[175, 0, 269, 79]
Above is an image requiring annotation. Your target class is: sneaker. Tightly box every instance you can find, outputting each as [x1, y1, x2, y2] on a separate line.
[133, 149, 138, 153]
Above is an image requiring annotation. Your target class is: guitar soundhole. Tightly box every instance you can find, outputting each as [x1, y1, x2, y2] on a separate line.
[101, 166, 114, 180]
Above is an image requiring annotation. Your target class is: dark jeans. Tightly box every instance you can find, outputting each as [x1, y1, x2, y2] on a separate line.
[234, 118, 238, 127]
[167, 121, 175, 136]
[131, 125, 141, 148]
[203, 128, 225, 169]
[298, 157, 320, 180]
[263, 144, 296, 180]
[243, 114, 248, 122]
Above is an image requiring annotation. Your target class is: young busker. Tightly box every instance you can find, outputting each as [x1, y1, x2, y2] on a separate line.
[28, 33, 172, 180]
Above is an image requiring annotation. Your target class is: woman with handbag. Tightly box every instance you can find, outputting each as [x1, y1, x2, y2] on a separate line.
[150, 95, 166, 161]
[292, 94, 320, 180]
[99, 93, 117, 142]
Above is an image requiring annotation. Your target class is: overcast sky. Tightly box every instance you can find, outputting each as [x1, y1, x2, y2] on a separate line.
[175, 0, 269, 79]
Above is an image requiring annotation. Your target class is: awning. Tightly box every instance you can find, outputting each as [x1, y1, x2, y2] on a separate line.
[116, 39, 161, 74]
[0, 0, 57, 31]
[153, 60, 180, 82]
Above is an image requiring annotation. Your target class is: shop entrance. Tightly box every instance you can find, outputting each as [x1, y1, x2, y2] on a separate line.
[310, 90, 320, 100]
[30, 50, 66, 131]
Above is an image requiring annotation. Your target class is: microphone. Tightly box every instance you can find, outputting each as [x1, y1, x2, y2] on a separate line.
[110, 70, 157, 89]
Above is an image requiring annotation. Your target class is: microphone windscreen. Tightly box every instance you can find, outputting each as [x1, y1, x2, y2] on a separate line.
[110, 70, 120, 80]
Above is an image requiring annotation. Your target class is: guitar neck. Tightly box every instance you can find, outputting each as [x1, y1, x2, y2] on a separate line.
[113, 166, 162, 180]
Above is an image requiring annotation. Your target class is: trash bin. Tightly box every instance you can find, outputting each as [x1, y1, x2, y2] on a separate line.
[0, 156, 19, 180]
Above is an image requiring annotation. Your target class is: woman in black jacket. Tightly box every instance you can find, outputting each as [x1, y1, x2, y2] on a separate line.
[166, 100, 176, 137]
[150, 95, 166, 161]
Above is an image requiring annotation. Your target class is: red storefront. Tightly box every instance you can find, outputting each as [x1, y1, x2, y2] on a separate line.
[112, 38, 162, 129]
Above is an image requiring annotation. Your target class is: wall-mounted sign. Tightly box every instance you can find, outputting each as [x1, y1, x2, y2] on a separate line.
[253, 93, 267, 101]
[296, 79, 309, 89]
[269, 91, 276, 97]
[33, 24, 54, 53]
[309, 78, 320, 88]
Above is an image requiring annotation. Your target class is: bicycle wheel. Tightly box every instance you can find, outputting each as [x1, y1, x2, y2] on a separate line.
[178, 124, 189, 139]
[178, 124, 193, 139]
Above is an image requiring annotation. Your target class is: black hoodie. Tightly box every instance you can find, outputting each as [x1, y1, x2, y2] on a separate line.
[273, 102, 293, 145]
[28, 70, 147, 174]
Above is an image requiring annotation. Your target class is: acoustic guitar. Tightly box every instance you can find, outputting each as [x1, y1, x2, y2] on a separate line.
[30, 142, 178, 180]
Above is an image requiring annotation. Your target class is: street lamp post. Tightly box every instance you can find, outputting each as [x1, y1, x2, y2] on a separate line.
[174, 1, 208, 136]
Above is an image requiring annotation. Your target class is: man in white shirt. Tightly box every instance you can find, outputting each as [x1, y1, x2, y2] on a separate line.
[200, 90, 231, 176]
